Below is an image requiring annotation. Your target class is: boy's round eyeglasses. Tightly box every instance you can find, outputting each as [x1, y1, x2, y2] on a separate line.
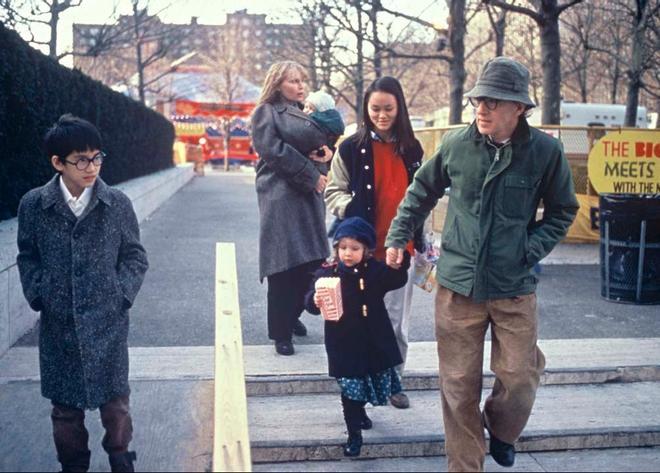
[64, 151, 106, 170]
[468, 97, 501, 111]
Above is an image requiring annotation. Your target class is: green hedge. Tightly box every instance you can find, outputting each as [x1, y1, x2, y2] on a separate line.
[0, 24, 175, 220]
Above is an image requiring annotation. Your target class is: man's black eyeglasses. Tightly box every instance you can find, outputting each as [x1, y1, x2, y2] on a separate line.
[468, 97, 500, 111]
[64, 151, 106, 170]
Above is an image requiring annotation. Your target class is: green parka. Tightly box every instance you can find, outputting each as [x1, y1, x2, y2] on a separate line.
[386, 119, 579, 302]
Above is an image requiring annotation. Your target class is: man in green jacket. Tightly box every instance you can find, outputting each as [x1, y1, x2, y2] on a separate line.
[385, 57, 579, 472]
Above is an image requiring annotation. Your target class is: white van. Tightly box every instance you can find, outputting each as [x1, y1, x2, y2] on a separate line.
[527, 102, 651, 128]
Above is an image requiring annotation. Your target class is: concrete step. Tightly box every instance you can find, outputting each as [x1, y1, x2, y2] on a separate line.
[253, 447, 660, 472]
[247, 382, 660, 463]
[244, 338, 660, 395]
[3, 339, 658, 393]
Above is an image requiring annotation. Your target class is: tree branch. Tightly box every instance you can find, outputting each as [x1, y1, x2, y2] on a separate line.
[482, 0, 542, 23]
[377, 3, 441, 31]
[558, 0, 585, 15]
[465, 32, 493, 60]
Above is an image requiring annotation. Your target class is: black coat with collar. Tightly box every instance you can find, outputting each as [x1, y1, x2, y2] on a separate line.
[337, 134, 427, 251]
[304, 253, 410, 378]
[16, 175, 148, 409]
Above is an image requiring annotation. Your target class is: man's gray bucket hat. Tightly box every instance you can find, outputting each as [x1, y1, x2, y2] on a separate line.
[465, 57, 536, 108]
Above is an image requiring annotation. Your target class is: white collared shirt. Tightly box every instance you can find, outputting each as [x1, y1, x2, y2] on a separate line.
[59, 176, 92, 218]
[488, 135, 511, 147]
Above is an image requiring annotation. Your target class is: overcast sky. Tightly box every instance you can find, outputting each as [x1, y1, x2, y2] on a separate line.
[12, 0, 447, 66]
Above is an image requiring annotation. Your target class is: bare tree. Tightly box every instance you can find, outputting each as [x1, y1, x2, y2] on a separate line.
[0, 0, 24, 27]
[597, 4, 628, 104]
[485, 2, 508, 56]
[321, 0, 371, 118]
[582, 0, 659, 124]
[621, 0, 658, 126]
[274, 0, 331, 91]
[0, 0, 84, 60]
[74, 1, 189, 104]
[560, 1, 599, 102]
[208, 29, 249, 171]
[376, 0, 492, 124]
[484, 0, 584, 124]
[369, 0, 383, 78]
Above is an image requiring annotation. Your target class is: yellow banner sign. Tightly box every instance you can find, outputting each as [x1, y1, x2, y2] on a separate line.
[588, 130, 660, 194]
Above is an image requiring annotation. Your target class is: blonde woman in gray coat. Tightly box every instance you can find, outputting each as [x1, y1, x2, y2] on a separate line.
[251, 61, 333, 356]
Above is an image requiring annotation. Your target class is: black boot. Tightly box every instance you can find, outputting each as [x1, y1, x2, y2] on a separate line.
[108, 451, 137, 472]
[51, 402, 91, 473]
[360, 406, 372, 430]
[343, 430, 363, 457]
[60, 451, 90, 473]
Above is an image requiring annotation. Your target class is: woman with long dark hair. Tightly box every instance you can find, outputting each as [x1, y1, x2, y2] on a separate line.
[251, 61, 333, 356]
[325, 76, 425, 408]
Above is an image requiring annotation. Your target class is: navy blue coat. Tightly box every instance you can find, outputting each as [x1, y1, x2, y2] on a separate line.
[304, 254, 410, 378]
[16, 175, 148, 409]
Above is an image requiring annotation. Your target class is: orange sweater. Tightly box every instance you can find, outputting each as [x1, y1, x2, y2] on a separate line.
[372, 141, 414, 260]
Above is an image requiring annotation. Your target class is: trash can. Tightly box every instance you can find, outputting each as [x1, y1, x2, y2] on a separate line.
[599, 194, 660, 304]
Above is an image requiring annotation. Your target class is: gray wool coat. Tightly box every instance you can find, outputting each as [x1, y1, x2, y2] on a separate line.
[16, 175, 148, 409]
[251, 99, 330, 280]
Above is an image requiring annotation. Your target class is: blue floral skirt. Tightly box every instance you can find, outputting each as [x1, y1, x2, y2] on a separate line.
[336, 368, 402, 406]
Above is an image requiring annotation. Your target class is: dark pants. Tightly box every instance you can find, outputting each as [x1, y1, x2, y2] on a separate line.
[267, 259, 323, 342]
[51, 395, 133, 471]
[341, 395, 367, 433]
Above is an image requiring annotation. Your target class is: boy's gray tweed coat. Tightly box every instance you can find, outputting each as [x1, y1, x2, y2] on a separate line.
[17, 175, 148, 409]
[252, 99, 330, 280]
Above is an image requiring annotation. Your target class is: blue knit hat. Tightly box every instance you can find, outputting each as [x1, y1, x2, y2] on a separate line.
[333, 217, 376, 250]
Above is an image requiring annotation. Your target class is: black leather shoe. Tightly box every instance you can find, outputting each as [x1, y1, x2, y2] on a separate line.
[292, 319, 307, 336]
[360, 413, 373, 430]
[484, 419, 515, 467]
[275, 340, 294, 356]
[343, 430, 363, 457]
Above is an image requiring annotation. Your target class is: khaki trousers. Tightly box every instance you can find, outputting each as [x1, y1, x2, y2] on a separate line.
[435, 286, 545, 472]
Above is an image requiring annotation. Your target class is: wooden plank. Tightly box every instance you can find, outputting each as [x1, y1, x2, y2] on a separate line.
[213, 242, 252, 472]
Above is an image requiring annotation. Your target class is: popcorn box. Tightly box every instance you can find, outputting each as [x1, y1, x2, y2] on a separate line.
[315, 277, 343, 321]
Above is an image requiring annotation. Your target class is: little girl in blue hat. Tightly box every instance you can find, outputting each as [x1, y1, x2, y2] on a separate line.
[304, 216, 410, 457]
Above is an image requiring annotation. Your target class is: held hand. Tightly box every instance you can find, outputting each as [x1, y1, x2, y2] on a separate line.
[386, 247, 404, 269]
[309, 145, 334, 163]
[315, 174, 328, 194]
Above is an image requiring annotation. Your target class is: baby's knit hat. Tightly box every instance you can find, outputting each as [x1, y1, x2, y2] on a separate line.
[306, 91, 336, 112]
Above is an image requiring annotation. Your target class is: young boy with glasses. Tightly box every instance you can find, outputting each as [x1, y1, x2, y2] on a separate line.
[16, 114, 148, 472]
